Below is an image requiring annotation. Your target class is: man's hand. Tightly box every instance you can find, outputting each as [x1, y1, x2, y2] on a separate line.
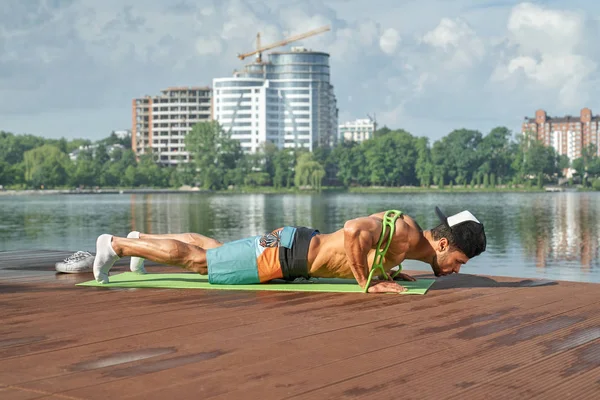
[391, 272, 416, 282]
[367, 280, 407, 294]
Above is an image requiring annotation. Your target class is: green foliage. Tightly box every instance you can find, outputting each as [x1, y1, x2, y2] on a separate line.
[272, 149, 295, 188]
[374, 126, 391, 138]
[414, 137, 433, 187]
[66, 139, 93, 153]
[245, 172, 271, 187]
[97, 131, 132, 149]
[23, 145, 72, 188]
[0, 131, 46, 165]
[432, 129, 482, 186]
[184, 121, 244, 190]
[294, 152, 326, 191]
[2, 122, 597, 191]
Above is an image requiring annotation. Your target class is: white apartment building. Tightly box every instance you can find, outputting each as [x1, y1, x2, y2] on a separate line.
[213, 47, 338, 154]
[132, 87, 212, 165]
[339, 119, 375, 143]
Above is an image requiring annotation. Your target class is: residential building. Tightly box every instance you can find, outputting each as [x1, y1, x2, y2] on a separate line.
[213, 46, 338, 154]
[132, 87, 212, 165]
[522, 108, 600, 162]
[339, 118, 375, 143]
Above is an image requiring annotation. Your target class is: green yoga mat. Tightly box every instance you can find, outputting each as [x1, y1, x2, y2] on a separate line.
[77, 272, 435, 294]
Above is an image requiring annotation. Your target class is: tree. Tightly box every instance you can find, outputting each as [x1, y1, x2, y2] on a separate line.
[294, 152, 326, 190]
[71, 151, 97, 187]
[521, 136, 559, 183]
[98, 131, 132, 149]
[374, 126, 391, 138]
[273, 149, 295, 189]
[365, 130, 418, 186]
[0, 131, 46, 165]
[184, 121, 244, 190]
[478, 127, 514, 182]
[95, 145, 110, 166]
[136, 153, 168, 187]
[66, 138, 93, 153]
[23, 144, 72, 188]
[572, 144, 600, 186]
[244, 172, 271, 187]
[330, 141, 367, 187]
[122, 165, 137, 187]
[432, 129, 483, 186]
[558, 155, 570, 173]
[0, 160, 10, 186]
[414, 137, 433, 187]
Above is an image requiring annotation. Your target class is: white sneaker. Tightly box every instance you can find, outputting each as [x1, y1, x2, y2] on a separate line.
[127, 231, 146, 274]
[55, 251, 95, 274]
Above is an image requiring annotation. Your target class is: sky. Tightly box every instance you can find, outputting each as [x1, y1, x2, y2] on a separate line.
[1, 0, 600, 142]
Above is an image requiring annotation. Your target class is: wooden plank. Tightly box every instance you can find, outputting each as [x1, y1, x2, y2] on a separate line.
[127, 300, 600, 400]
[18, 284, 597, 398]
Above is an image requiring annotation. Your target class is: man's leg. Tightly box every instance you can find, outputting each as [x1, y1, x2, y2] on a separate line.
[93, 234, 208, 283]
[127, 232, 222, 273]
[138, 233, 222, 249]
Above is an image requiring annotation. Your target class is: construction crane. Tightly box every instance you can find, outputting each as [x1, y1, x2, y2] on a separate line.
[237, 25, 331, 63]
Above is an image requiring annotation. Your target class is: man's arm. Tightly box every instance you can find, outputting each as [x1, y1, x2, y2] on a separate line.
[343, 216, 382, 289]
[344, 213, 413, 293]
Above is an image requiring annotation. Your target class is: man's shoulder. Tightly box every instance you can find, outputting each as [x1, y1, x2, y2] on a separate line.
[394, 214, 423, 245]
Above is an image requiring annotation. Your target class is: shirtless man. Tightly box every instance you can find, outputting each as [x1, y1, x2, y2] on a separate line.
[92, 207, 486, 294]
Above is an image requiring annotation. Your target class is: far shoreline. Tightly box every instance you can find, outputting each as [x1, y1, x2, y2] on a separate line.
[0, 185, 586, 196]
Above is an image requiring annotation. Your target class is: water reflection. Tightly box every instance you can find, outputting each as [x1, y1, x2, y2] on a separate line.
[515, 193, 599, 271]
[0, 192, 598, 283]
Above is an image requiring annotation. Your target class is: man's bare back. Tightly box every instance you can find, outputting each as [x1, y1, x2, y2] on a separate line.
[92, 207, 487, 294]
[307, 212, 421, 278]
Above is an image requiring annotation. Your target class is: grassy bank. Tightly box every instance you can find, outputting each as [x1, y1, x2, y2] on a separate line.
[347, 185, 549, 194]
[2, 185, 591, 196]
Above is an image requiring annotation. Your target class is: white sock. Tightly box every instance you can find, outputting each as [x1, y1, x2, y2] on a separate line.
[127, 231, 146, 274]
[93, 234, 120, 284]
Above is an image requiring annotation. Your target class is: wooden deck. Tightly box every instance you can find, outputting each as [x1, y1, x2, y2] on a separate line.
[1, 249, 599, 400]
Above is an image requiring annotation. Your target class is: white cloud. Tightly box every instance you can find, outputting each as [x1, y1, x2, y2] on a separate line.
[507, 2, 583, 54]
[492, 2, 598, 107]
[422, 17, 485, 68]
[379, 28, 400, 54]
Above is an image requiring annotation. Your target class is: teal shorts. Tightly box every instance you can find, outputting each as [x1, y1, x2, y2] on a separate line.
[205, 235, 263, 285]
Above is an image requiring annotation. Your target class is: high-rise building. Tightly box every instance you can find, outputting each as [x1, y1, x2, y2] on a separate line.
[213, 46, 338, 154]
[132, 87, 212, 165]
[522, 108, 600, 161]
[339, 119, 375, 143]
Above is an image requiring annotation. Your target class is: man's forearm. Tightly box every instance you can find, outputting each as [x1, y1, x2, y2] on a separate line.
[343, 222, 374, 288]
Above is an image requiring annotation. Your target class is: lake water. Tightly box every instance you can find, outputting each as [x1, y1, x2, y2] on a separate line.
[0, 192, 599, 283]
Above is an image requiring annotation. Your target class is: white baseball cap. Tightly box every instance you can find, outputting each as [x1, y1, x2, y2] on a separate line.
[435, 206, 482, 227]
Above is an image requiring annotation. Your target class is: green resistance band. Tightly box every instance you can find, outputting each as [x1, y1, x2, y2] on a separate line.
[363, 209, 404, 293]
